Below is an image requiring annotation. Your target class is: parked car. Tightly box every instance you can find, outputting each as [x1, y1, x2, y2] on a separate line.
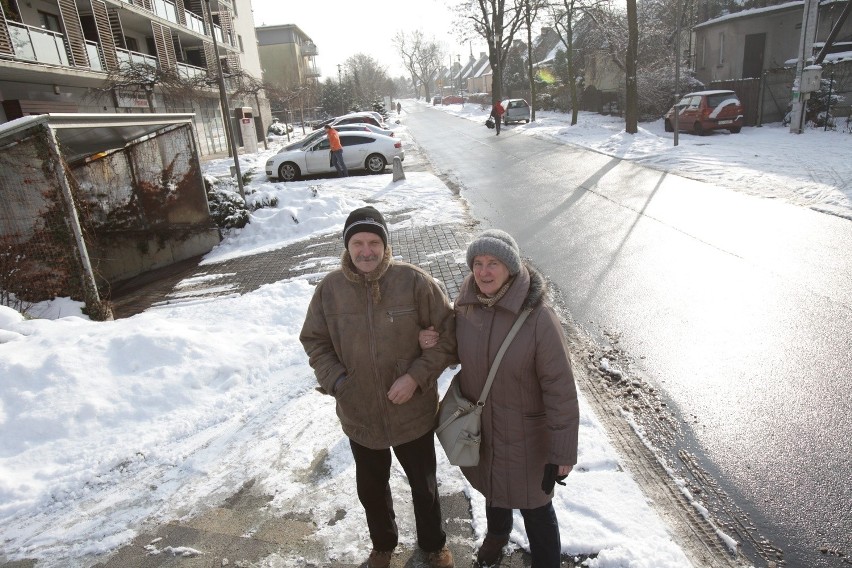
[280, 124, 378, 152]
[442, 95, 465, 105]
[266, 131, 404, 182]
[432, 96, 441, 105]
[664, 90, 744, 134]
[313, 112, 387, 131]
[500, 99, 531, 124]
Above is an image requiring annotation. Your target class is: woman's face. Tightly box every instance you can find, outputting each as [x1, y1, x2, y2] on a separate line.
[472, 254, 511, 297]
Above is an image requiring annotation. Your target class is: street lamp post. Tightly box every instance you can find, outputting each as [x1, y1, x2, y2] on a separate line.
[203, 0, 244, 199]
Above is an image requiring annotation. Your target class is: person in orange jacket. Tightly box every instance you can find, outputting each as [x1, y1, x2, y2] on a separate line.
[324, 124, 348, 177]
[490, 101, 505, 136]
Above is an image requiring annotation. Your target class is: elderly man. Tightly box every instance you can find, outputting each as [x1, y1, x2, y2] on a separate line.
[300, 206, 456, 568]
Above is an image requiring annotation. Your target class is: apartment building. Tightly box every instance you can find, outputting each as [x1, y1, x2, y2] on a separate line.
[0, 0, 268, 155]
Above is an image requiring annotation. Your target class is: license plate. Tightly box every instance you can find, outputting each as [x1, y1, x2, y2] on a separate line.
[718, 120, 732, 125]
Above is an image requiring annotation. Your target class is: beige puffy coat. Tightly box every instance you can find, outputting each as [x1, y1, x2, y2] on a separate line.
[454, 263, 579, 509]
[300, 255, 456, 450]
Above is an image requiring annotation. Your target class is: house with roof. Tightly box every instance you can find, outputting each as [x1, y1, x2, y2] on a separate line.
[692, 0, 852, 122]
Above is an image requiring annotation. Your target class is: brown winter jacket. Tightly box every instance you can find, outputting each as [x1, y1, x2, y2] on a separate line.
[454, 263, 579, 509]
[300, 251, 456, 450]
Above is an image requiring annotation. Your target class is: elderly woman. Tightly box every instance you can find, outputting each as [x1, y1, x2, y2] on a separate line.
[424, 229, 579, 567]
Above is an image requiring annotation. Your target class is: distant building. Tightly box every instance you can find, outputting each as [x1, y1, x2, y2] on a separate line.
[255, 24, 320, 92]
[0, 0, 266, 156]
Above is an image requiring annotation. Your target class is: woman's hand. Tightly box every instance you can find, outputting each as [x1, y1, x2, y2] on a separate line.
[419, 326, 439, 349]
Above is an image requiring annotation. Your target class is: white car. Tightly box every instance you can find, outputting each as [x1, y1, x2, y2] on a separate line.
[266, 131, 404, 182]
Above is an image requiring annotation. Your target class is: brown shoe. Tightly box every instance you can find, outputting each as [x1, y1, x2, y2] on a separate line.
[427, 545, 454, 568]
[367, 548, 393, 568]
[476, 534, 509, 566]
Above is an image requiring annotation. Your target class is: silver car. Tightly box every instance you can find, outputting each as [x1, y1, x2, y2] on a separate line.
[266, 131, 404, 182]
[500, 98, 531, 124]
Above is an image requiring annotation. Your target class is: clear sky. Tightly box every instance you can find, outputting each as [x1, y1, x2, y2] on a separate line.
[249, 0, 487, 80]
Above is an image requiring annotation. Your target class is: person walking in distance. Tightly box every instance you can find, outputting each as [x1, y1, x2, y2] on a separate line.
[397, 101, 402, 115]
[300, 206, 456, 568]
[490, 100, 505, 136]
[324, 124, 348, 177]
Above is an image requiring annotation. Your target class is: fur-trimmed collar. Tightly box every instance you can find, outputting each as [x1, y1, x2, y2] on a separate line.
[521, 262, 546, 310]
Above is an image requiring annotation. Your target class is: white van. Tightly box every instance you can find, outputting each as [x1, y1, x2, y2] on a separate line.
[501, 99, 530, 124]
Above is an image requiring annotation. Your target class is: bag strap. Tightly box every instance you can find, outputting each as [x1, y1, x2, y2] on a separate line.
[476, 308, 532, 405]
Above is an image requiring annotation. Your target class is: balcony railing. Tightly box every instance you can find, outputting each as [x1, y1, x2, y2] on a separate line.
[86, 40, 104, 71]
[177, 61, 206, 80]
[302, 42, 317, 57]
[185, 11, 205, 34]
[7, 21, 69, 66]
[152, 0, 179, 25]
[116, 46, 158, 68]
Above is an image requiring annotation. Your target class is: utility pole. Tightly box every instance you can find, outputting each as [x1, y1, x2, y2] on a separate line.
[673, 0, 682, 146]
[337, 64, 344, 115]
[789, 0, 820, 134]
[203, 0, 244, 198]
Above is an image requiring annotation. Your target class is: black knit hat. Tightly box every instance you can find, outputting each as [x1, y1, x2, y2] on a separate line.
[466, 229, 522, 275]
[343, 206, 388, 248]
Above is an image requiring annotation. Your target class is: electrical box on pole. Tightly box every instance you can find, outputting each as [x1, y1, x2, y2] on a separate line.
[789, 0, 820, 134]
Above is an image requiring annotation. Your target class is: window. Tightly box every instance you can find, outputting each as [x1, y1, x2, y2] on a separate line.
[718, 32, 725, 65]
[238, 35, 244, 52]
[38, 11, 61, 32]
[125, 37, 139, 52]
[700, 36, 706, 68]
[341, 136, 373, 146]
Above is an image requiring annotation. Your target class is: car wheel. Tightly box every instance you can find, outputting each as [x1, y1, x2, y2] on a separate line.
[729, 126, 742, 134]
[524, 119, 529, 123]
[664, 119, 673, 132]
[693, 122, 704, 136]
[365, 153, 386, 174]
[278, 162, 300, 181]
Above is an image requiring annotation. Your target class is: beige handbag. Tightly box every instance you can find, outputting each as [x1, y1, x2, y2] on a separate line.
[436, 309, 532, 466]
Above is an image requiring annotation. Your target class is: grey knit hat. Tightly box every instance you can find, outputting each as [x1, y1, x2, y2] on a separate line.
[466, 229, 522, 275]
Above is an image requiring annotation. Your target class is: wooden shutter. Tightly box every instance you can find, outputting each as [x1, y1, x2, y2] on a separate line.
[57, 0, 90, 67]
[90, 0, 118, 70]
[217, 7, 233, 47]
[107, 9, 126, 49]
[173, 0, 186, 27]
[151, 21, 176, 70]
[0, 2, 13, 56]
[202, 40, 217, 75]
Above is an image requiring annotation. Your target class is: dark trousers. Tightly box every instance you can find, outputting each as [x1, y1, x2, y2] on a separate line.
[485, 502, 561, 567]
[349, 431, 447, 553]
[331, 149, 348, 177]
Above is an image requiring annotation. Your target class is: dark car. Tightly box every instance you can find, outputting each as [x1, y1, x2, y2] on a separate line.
[664, 90, 744, 135]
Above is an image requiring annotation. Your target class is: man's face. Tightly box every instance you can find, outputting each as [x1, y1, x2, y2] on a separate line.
[348, 232, 385, 274]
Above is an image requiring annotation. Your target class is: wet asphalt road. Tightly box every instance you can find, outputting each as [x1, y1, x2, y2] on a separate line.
[402, 103, 852, 568]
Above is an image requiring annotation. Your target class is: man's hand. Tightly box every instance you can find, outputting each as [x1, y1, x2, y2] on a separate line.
[419, 326, 439, 349]
[387, 374, 418, 404]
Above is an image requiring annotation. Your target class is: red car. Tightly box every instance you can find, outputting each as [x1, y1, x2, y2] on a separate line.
[442, 95, 466, 105]
[664, 90, 744, 135]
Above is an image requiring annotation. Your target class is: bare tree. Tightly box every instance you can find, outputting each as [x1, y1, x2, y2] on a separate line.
[456, 0, 526, 103]
[91, 61, 199, 112]
[393, 30, 444, 100]
[624, 0, 639, 133]
[520, 0, 548, 122]
[344, 53, 392, 109]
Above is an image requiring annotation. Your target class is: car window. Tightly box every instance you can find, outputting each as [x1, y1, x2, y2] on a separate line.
[706, 93, 739, 107]
[686, 96, 701, 109]
[341, 135, 374, 147]
[313, 138, 330, 151]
